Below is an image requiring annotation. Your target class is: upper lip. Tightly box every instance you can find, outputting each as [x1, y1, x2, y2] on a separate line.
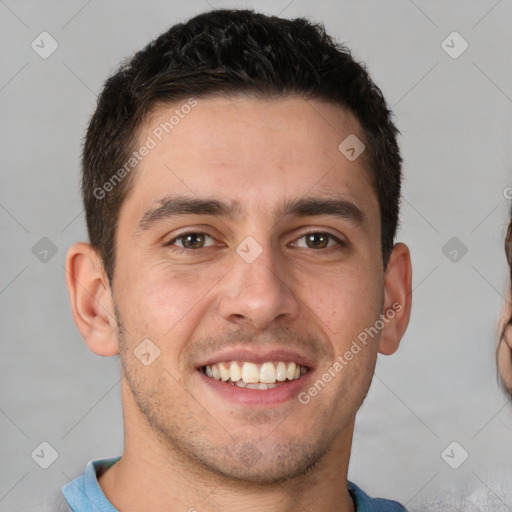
[197, 348, 315, 370]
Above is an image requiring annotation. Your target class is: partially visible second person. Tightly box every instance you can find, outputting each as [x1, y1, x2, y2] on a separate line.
[498, 215, 512, 395]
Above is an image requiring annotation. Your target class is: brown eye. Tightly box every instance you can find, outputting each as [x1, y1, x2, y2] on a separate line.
[305, 233, 329, 249]
[166, 232, 214, 250]
[293, 232, 345, 250]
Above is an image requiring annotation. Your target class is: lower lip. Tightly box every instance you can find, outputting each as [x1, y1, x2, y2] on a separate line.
[198, 370, 314, 407]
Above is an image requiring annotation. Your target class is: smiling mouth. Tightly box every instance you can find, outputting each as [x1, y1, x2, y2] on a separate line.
[202, 361, 309, 390]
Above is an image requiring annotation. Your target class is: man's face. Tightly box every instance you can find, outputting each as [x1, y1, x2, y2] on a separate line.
[112, 95, 388, 482]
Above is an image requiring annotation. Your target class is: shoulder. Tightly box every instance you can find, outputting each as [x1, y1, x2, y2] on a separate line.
[348, 481, 408, 511]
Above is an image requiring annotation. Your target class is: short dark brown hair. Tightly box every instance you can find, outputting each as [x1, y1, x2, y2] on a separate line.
[81, 8, 402, 284]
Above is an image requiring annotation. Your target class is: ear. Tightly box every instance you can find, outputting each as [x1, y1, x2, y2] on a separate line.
[65, 242, 119, 356]
[378, 242, 413, 356]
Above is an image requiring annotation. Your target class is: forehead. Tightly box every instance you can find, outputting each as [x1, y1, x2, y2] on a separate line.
[123, 95, 378, 228]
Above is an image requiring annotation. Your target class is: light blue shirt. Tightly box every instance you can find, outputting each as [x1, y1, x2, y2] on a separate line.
[62, 457, 408, 511]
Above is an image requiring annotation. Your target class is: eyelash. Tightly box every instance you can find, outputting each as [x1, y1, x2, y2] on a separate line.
[164, 230, 347, 254]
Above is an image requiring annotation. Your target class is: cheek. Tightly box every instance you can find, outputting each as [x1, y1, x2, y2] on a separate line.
[298, 264, 383, 343]
[115, 262, 225, 353]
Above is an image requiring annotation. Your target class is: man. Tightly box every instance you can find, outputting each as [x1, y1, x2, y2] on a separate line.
[62, 9, 412, 511]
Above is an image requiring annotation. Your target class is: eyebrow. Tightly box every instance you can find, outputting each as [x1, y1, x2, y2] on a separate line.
[136, 194, 368, 233]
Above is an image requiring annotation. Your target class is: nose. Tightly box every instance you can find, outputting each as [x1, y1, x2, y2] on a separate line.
[217, 241, 300, 330]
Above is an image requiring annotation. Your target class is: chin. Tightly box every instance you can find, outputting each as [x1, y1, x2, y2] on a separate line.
[191, 438, 328, 485]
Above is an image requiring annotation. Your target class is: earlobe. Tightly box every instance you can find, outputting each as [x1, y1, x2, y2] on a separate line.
[65, 242, 119, 356]
[378, 242, 413, 356]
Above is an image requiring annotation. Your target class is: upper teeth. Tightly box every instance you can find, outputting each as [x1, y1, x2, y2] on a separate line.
[204, 361, 307, 385]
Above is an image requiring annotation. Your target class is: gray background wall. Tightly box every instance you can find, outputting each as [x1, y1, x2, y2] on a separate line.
[1, 1, 511, 510]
